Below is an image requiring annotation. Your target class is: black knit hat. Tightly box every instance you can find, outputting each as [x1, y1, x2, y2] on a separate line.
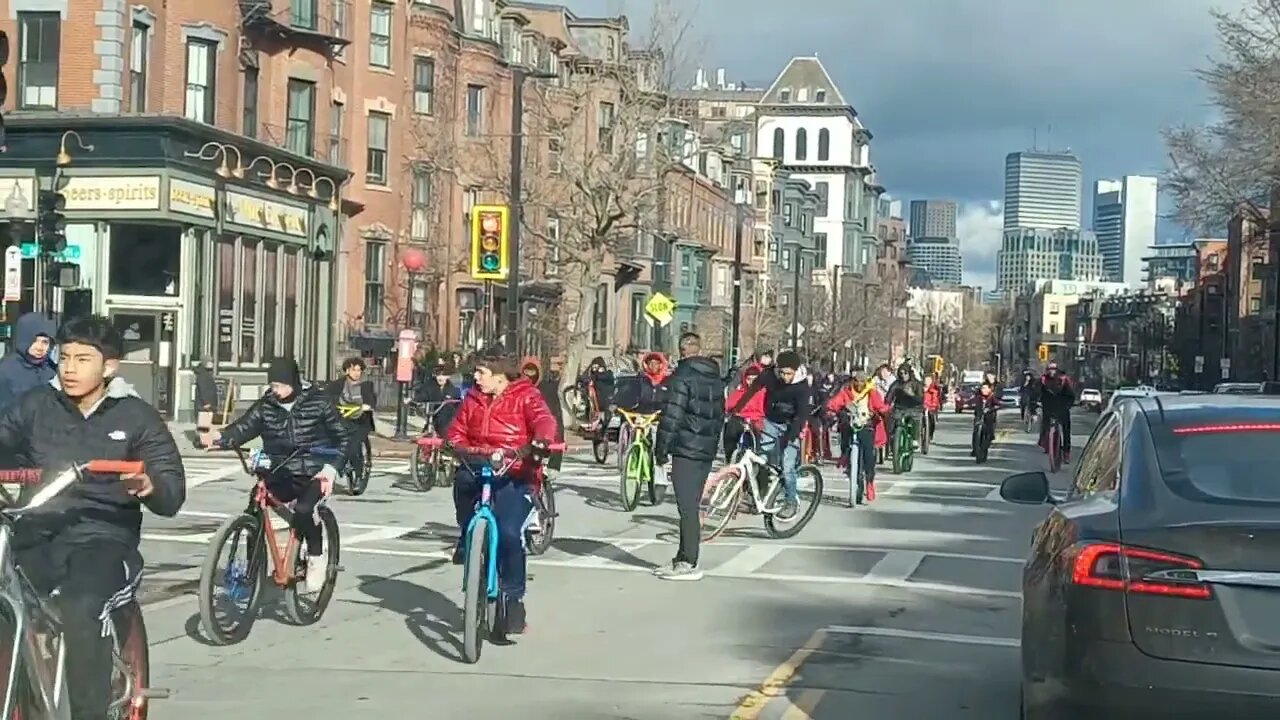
[267, 357, 301, 391]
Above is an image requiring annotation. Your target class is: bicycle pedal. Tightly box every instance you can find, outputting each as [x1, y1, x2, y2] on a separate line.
[140, 688, 171, 700]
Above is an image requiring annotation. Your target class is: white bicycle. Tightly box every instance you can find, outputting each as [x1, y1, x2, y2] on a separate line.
[700, 446, 823, 542]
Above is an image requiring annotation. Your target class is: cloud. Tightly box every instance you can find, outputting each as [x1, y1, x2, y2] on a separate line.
[957, 201, 1004, 289]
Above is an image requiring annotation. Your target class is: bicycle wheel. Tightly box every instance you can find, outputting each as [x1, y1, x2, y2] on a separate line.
[619, 442, 644, 512]
[892, 427, 909, 474]
[920, 415, 930, 455]
[108, 602, 150, 720]
[764, 465, 824, 539]
[434, 455, 456, 488]
[526, 481, 556, 556]
[346, 437, 372, 496]
[284, 505, 342, 625]
[1048, 424, 1062, 473]
[646, 459, 667, 506]
[700, 465, 744, 542]
[615, 424, 633, 475]
[462, 518, 492, 664]
[197, 513, 265, 645]
[592, 436, 609, 464]
[408, 443, 433, 492]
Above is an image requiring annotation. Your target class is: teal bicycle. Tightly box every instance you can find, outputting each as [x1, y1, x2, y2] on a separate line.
[418, 437, 563, 664]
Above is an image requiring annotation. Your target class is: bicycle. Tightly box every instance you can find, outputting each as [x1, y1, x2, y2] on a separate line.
[336, 404, 374, 495]
[920, 409, 935, 455]
[616, 409, 666, 512]
[197, 446, 343, 645]
[418, 438, 565, 664]
[973, 406, 997, 464]
[1023, 404, 1039, 434]
[1045, 414, 1064, 473]
[0, 460, 166, 719]
[843, 431, 868, 508]
[891, 413, 919, 474]
[700, 443, 824, 542]
[408, 399, 461, 491]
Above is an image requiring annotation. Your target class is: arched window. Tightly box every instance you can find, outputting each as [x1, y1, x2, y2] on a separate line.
[817, 129, 830, 161]
[795, 128, 808, 161]
[772, 127, 784, 158]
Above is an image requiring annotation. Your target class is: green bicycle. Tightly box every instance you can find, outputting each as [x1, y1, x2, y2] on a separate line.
[616, 409, 666, 512]
[892, 413, 919, 474]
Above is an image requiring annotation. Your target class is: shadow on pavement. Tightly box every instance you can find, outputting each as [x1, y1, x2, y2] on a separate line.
[554, 537, 657, 569]
[352, 561, 465, 662]
[182, 584, 300, 647]
[550, 480, 623, 511]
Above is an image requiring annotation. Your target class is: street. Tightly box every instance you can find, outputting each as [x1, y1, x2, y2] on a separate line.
[134, 410, 1095, 719]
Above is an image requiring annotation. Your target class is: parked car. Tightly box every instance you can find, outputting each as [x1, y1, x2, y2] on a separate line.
[1079, 387, 1103, 412]
[954, 383, 980, 413]
[999, 386, 1020, 408]
[1001, 394, 1280, 719]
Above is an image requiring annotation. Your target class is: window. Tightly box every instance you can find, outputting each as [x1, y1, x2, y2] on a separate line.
[1049, 322, 1059, 334]
[779, 88, 791, 103]
[597, 102, 615, 153]
[410, 168, 431, 241]
[711, 105, 726, 118]
[282, 249, 298, 359]
[817, 128, 830, 161]
[545, 216, 560, 275]
[466, 85, 485, 136]
[216, 240, 236, 362]
[547, 137, 563, 174]
[129, 21, 148, 111]
[366, 112, 389, 185]
[772, 128, 784, 158]
[413, 56, 435, 114]
[17, 13, 59, 109]
[363, 241, 386, 325]
[242, 67, 259, 138]
[239, 240, 258, 361]
[795, 128, 808, 161]
[590, 284, 609, 345]
[815, 181, 829, 216]
[328, 100, 344, 165]
[814, 232, 828, 268]
[797, 88, 809, 102]
[184, 39, 216, 123]
[369, 2, 392, 68]
[782, 249, 792, 271]
[109, 224, 181, 295]
[630, 293, 648, 349]
[783, 202, 794, 226]
[815, 89, 826, 102]
[1071, 417, 1121, 497]
[286, 79, 316, 156]
[1049, 302, 1060, 313]
[262, 245, 278, 361]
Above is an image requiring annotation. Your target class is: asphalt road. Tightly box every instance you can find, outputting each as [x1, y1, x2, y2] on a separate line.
[133, 408, 1097, 719]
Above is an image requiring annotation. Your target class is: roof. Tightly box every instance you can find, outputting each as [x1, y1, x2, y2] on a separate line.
[760, 56, 848, 107]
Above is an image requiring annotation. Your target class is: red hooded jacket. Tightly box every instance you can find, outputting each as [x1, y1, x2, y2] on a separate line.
[641, 352, 670, 385]
[725, 363, 766, 422]
[447, 376, 558, 484]
[923, 383, 942, 411]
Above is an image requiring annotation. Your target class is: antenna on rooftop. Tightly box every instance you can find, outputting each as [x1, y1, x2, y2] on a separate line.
[1047, 124, 1053, 152]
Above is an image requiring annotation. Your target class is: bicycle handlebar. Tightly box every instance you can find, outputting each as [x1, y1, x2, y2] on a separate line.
[416, 437, 566, 455]
[0, 460, 148, 513]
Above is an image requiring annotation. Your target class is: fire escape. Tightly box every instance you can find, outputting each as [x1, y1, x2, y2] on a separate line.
[238, 0, 352, 55]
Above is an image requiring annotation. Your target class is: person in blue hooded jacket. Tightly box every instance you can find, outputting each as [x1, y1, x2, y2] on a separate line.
[0, 313, 57, 408]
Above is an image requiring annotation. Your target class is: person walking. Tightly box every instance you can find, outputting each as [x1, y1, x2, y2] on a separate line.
[652, 332, 724, 581]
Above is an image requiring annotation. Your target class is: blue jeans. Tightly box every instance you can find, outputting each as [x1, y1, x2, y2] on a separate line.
[453, 467, 533, 599]
[760, 420, 799, 501]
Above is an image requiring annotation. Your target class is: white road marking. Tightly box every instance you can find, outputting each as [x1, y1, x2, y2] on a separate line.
[865, 550, 926, 581]
[187, 463, 243, 488]
[345, 526, 416, 545]
[706, 544, 785, 576]
[376, 462, 411, 476]
[824, 625, 1020, 648]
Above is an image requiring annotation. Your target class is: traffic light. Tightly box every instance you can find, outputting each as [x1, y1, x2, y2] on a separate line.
[1038, 344, 1049, 362]
[0, 30, 8, 151]
[37, 188, 67, 255]
[469, 204, 509, 280]
[933, 356, 944, 376]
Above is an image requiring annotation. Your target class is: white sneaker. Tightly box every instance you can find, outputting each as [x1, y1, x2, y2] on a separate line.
[302, 554, 325, 594]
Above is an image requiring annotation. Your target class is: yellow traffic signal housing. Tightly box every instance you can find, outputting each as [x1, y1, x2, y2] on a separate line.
[470, 204, 510, 280]
[933, 356, 944, 376]
[1038, 344, 1049, 362]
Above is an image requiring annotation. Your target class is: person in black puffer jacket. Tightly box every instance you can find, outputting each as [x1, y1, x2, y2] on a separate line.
[209, 357, 349, 591]
[653, 332, 724, 580]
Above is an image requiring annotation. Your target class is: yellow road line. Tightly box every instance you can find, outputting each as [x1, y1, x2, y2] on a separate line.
[730, 628, 827, 719]
[780, 689, 826, 719]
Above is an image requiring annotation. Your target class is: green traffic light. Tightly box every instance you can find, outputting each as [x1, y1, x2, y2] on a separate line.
[481, 254, 500, 271]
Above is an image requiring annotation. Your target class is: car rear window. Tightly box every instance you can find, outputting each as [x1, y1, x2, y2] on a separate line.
[1152, 422, 1280, 504]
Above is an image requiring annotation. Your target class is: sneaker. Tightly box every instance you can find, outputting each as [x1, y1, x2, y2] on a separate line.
[775, 497, 799, 521]
[504, 597, 528, 634]
[302, 554, 325, 594]
[656, 561, 703, 581]
[866, 482, 877, 502]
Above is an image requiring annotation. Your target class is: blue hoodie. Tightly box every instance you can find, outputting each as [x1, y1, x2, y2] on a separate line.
[0, 313, 57, 409]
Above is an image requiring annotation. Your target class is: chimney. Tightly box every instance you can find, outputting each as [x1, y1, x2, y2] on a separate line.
[716, 68, 726, 88]
[694, 68, 706, 89]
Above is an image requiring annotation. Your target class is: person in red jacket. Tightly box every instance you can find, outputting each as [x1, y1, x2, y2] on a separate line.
[448, 349, 557, 634]
[922, 373, 942, 443]
[722, 363, 764, 462]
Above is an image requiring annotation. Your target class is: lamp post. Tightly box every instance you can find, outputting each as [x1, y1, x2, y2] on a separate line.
[729, 184, 748, 369]
[394, 247, 427, 440]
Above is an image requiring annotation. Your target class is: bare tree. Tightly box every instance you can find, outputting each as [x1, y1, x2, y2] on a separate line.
[1164, 0, 1280, 234]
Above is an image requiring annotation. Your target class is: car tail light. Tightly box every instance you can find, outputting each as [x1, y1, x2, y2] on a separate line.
[1173, 423, 1280, 435]
[1069, 542, 1212, 600]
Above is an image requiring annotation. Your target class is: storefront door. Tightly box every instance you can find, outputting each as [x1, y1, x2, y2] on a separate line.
[108, 309, 176, 418]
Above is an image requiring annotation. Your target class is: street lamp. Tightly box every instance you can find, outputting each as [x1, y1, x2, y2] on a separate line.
[729, 182, 748, 368]
[789, 242, 802, 350]
[55, 131, 94, 167]
[393, 246, 428, 440]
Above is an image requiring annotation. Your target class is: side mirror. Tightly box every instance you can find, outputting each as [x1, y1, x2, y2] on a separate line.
[1000, 471, 1053, 505]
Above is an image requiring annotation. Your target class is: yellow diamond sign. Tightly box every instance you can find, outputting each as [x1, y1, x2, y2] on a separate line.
[645, 292, 675, 327]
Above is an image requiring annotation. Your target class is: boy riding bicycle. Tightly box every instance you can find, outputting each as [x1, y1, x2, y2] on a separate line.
[448, 349, 557, 635]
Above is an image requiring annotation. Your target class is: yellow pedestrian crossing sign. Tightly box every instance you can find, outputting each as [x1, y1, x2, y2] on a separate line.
[645, 292, 675, 327]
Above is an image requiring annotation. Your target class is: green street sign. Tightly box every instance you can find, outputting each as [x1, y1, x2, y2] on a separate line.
[19, 243, 80, 261]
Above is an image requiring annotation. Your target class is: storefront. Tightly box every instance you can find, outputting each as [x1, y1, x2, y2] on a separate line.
[0, 116, 348, 420]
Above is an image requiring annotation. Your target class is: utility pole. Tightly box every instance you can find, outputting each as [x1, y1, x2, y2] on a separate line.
[504, 68, 526, 355]
[789, 246, 802, 350]
[729, 193, 745, 368]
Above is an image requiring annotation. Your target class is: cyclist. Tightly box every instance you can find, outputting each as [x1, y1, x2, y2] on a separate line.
[324, 357, 377, 480]
[922, 373, 942, 442]
[207, 357, 350, 593]
[520, 356, 564, 475]
[884, 363, 924, 458]
[1038, 361, 1076, 463]
[448, 349, 557, 633]
[1018, 370, 1039, 423]
[577, 356, 615, 433]
[416, 360, 462, 435]
[0, 312, 56, 409]
[615, 352, 669, 414]
[0, 316, 186, 720]
[971, 380, 1000, 456]
[825, 373, 884, 503]
[729, 350, 808, 519]
[722, 363, 764, 462]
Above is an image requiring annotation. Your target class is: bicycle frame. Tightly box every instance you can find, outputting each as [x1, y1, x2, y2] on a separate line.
[464, 469, 504, 603]
[709, 448, 786, 515]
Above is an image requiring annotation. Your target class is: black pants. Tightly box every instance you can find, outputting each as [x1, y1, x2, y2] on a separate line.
[670, 455, 712, 566]
[972, 414, 996, 452]
[16, 534, 140, 720]
[722, 416, 749, 463]
[343, 419, 370, 477]
[268, 475, 325, 555]
[854, 426, 876, 484]
[1040, 408, 1072, 451]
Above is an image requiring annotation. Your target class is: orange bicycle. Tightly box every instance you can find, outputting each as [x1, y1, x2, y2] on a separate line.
[197, 446, 343, 645]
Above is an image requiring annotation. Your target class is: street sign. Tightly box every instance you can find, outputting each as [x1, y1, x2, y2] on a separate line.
[3, 246, 17, 301]
[645, 292, 675, 327]
[1194, 355, 1204, 373]
[1221, 357, 1231, 379]
[19, 242, 79, 261]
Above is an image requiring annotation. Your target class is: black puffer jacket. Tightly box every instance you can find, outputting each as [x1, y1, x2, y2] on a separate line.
[219, 385, 351, 478]
[0, 377, 186, 545]
[654, 356, 725, 462]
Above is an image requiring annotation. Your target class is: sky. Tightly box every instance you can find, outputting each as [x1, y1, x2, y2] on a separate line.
[561, 0, 1240, 288]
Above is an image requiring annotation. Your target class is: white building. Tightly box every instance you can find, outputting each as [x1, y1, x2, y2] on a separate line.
[907, 238, 963, 286]
[1003, 151, 1083, 230]
[755, 56, 881, 278]
[1093, 176, 1158, 286]
[996, 227, 1104, 291]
